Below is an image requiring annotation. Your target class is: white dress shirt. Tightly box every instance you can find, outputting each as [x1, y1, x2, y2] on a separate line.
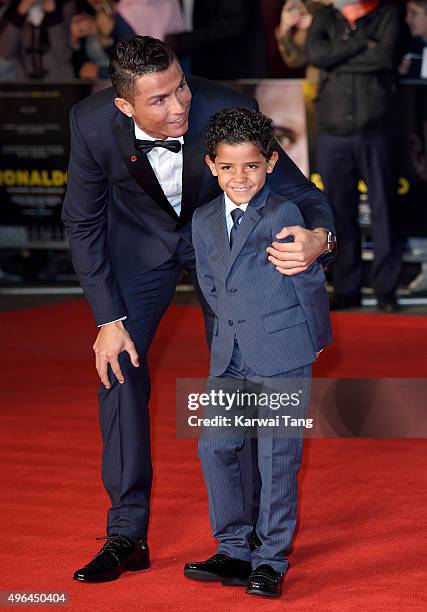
[134, 123, 184, 216]
[224, 193, 249, 239]
[99, 122, 184, 327]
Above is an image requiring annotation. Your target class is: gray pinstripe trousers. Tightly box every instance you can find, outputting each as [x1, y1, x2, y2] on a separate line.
[198, 341, 311, 574]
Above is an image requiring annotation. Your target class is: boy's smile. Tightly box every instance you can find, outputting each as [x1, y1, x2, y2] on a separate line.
[206, 142, 278, 205]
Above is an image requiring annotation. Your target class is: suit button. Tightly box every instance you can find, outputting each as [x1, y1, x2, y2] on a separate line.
[228, 320, 234, 326]
[228, 288, 237, 294]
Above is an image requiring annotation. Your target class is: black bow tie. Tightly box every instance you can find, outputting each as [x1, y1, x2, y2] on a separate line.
[135, 139, 182, 154]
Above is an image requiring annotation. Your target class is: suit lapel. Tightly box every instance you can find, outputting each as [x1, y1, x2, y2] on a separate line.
[208, 196, 231, 271]
[226, 208, 262, 274]
[111, 114, 179, 220]
[226, 186, 271, 276]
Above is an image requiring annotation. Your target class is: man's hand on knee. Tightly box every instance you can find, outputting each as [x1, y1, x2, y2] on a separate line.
[266, 226, 327, 275]
[93, 321, 139, 389]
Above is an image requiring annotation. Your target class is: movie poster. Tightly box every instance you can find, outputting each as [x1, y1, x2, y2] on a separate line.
[0, 82, 92, 247]
[224, 79, 309, 177]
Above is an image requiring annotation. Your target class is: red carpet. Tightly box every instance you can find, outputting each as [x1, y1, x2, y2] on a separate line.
[0, 301, 426, 611]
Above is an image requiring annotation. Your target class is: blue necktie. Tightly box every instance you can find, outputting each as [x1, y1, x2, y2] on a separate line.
[230, 208, 244, 249]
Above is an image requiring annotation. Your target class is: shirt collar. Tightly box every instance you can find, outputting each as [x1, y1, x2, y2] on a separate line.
[133, 122, 184, 145]
[224, 192, 249, 217]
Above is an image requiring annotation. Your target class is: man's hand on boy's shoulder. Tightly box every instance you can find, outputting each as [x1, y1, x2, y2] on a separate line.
[266, 227, 328, 275]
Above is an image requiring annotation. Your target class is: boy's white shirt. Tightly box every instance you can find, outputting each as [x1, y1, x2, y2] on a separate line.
[224, 193, 249, 238]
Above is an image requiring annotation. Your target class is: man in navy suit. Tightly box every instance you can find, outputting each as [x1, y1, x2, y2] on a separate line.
[184, 108, 332, 597]
[62, 35, 335, 583]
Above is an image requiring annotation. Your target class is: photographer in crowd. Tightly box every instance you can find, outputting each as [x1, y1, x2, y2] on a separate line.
[70, 0, 116, 79]
[0, 0, 76, 79]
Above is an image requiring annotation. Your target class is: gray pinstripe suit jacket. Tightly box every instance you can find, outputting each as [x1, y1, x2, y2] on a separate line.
[192, 185, 333, 376]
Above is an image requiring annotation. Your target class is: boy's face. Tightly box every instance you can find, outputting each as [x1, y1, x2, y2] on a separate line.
[406, 2, 427, 39]
[205, 142, 279, 205]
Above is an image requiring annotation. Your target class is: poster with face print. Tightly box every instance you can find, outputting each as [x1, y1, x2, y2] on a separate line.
[222, 79, 309, 177]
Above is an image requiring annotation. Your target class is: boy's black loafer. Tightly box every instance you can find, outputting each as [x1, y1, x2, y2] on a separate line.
[246, 564, 284, 598]
[184, 553, 251, 586]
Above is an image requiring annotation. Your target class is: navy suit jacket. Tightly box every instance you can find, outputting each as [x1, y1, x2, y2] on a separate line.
[62, 76, 334, 326]
[192, 186, 333, 376]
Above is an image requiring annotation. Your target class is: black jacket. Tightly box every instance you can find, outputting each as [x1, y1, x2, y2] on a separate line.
[306, 4, 400, 135]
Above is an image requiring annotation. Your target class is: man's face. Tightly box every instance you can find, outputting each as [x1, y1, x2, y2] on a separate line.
[115, 61, 192, 139]
[205, 142, 278, 205]
[406, 2, 427, 38]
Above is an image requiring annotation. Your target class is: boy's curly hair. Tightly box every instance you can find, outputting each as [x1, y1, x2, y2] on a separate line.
[206, 107, 276, 160]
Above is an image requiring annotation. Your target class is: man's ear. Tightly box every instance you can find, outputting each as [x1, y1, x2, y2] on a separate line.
[266, 150, 279, 174]
[114, 97, 135, 118]
[205, 154, 218, 176]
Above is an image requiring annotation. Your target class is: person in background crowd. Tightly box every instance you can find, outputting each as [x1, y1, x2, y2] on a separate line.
[260, 0, 301, 77]
[71, 0, 185, 81]
[399, 0, 427, 79]
[0, 1, 17, 79]
[115, 0, 184, 42]
[71, 0, 116, 79]
[398, 1, 427, 293]
[0, 55, 16, 79]
[306, 0, 403, 312]
[408, 88, 427, 293]
[165, 0, 267, 79]
[0, 0, 76, 79]
[275, 0, 330, 80]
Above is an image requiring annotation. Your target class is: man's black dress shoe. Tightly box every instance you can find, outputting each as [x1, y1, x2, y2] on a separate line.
[73, 535, 150, 583]
[184, 554, 252, 586]
[246, 564, 284, 598]
[376, 294, 400, 313]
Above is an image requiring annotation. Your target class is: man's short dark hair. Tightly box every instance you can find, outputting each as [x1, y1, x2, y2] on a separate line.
[109, 36, 176, 102]
[206, 107, 276, 160]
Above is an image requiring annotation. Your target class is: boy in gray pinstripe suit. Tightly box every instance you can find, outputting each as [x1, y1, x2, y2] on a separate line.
[184, 108, 332, 598]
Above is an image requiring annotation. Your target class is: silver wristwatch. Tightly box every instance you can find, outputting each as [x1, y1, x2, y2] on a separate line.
[325, 231, 336, 254]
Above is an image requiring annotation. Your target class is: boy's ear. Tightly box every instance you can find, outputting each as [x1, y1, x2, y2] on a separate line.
[205, 154, 218, 176]
[266, 150, 279, 174]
